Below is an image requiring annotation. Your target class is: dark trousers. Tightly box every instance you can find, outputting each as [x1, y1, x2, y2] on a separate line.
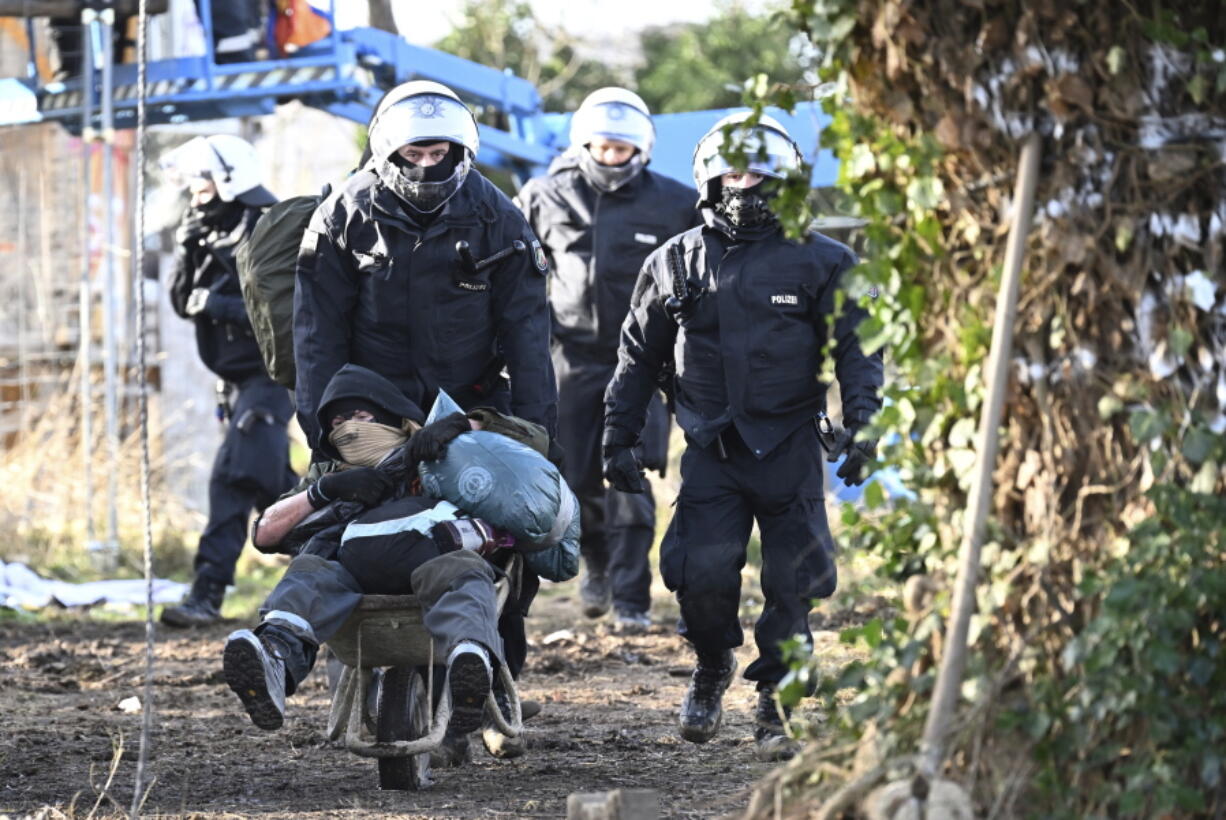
[260, 551, 504, 689]
[196, 373, 295, 586]
[554, 352, 664, 613]
[659, 424, 837, 686]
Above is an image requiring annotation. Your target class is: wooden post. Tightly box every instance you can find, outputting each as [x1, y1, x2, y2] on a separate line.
[918, 132, 1042, 778]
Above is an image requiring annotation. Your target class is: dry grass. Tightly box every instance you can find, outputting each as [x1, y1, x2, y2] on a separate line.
[1, 366, 203, 581]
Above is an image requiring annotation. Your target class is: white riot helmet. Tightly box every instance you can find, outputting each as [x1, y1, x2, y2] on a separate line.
[159, 134, 275, 206]
[691, 111, 802, 204]
[367, 80, 480, 213]
[569, 87, 655, 192]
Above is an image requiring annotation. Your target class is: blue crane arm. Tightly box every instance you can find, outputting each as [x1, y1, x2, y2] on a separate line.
[1, 22, 833, 186]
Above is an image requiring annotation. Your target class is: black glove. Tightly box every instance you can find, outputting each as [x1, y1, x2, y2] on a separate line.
[828, 429, 878, 487]
[175, 211, 208, 247]
[307, 467, 393, 509]
[603, 446, 645, 494]
[409, 412, 472, 463]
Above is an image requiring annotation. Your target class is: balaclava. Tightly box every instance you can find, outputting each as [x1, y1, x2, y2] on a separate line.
[323, 397, 410, 468]
[578, 148, 647, 193]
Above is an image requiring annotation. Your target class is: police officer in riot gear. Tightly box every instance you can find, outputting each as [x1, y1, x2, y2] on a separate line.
[294, 82, 558, 722]
[516, 88, 696, 629]
[160, 134, 296, 627]
[294, 80, 557, 452]
[603, 112, 883, 759]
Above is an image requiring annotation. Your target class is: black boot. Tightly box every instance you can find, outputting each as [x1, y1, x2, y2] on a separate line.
[161, 574, 226, 627]
[223, 629, 288, 730]
[678, 649, 737, 743]
[754, 686, 799, 761]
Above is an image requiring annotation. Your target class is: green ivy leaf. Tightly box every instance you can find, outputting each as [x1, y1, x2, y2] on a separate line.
[1182, 427, 1217, 465]
[829, 14, 856, 42]
[1188, 74, 1207, 105]
[847, 143, 877, 179]
[1129, 408, 1168, 443]
[905, 176, 945, 211]
[862, 618, 884, 649]
[864, 480, 885, 509]
[1170, 326, 1194, 358]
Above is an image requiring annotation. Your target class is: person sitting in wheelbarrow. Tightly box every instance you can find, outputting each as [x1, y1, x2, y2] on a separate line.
[222, 363, 577, 759]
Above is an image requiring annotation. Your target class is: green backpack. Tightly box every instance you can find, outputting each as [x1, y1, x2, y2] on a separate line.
[236, 189, 327, 389]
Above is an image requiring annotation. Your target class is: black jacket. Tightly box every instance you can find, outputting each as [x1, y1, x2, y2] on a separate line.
[294, 168, 558, 448]
[169, 204, 268, 382]
[604, 215, 883, 459]
[516, 156, 698, 363]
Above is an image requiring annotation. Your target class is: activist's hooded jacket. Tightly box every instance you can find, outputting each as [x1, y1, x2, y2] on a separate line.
[313, 363, 426, 462]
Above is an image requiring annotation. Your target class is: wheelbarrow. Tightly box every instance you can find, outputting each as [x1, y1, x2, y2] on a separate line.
[324, 568, 523, 790]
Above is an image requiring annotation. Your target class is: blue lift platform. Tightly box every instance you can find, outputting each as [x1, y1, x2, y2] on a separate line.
[1, 2, 836, 186]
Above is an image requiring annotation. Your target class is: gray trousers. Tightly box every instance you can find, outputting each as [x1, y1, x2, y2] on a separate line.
[259, 551, 504, 686]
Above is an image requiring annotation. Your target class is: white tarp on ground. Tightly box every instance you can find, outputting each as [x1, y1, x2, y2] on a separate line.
[0, 560, 187, 609]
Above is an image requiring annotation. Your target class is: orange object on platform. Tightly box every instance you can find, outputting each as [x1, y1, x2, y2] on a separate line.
[273, 0, 332, 56]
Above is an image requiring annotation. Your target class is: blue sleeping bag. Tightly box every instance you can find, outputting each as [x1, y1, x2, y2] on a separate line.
[417, 393, 580, 579]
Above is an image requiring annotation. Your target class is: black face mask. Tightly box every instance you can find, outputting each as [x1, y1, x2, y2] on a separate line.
[715, 180, 779, 228]
[193, 195, 243, 229]
[393, 143, 462, 183]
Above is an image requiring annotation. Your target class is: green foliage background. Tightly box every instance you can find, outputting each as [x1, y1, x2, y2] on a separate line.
[432, 0, 812, 116]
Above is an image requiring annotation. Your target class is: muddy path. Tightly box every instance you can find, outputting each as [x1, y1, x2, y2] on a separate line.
[0, 583, 864, 819]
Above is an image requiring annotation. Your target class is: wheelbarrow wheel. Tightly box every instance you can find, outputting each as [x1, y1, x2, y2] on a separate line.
[376, 666, 432, 790]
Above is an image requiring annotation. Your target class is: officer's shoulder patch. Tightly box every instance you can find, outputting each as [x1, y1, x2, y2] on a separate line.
[531, 239, 548, 272]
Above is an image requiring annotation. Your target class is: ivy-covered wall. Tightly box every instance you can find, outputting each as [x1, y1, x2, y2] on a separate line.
[744, 1, 1226, 815]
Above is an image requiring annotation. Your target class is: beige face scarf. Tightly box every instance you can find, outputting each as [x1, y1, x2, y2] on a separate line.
[328, 420, 411, 467]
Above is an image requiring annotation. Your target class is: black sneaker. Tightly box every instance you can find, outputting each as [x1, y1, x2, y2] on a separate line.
[579, 567, 612, 618]
[223, 629, 287, 731]
[446, 642, 492, 734]
[481, 687, 525, 759]
[161, 574, 226, 628]
[678, 649, 737, 743]
[754, 687, 799, 761]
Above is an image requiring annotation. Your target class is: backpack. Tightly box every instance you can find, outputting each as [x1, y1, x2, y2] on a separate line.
[236, 189, 327, 389]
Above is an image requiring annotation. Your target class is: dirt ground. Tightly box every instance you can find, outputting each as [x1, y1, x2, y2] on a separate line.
[0, 580, 865, 819]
